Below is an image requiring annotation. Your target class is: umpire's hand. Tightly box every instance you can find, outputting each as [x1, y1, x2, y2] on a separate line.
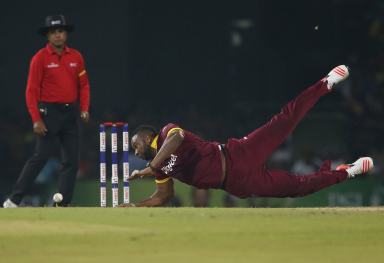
[80, 111, 90, 122]
[33, 120, 48, 136]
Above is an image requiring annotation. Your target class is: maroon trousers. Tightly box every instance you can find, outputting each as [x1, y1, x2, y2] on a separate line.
[223, 80, 348, 198]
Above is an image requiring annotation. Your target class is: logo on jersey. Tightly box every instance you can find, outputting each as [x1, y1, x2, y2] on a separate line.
[161, 154, 177, 174]
[69, 62, 77, 68]
[47, 62, 59, 68]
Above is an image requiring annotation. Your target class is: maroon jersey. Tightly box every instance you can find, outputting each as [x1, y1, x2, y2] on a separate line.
[152, 80, 349, 199]
[153, 123, 223, 189]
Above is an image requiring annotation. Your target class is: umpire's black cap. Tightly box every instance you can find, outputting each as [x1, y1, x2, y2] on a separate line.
[38, 15, 74, 35]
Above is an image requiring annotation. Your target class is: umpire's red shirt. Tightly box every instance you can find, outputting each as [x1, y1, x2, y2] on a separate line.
[26, 43, 90, 122]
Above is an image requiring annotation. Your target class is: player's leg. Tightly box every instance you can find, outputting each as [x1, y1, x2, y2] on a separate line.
[238, 65, 349, 165]
[57, 120, 79, 206]
[5, 134, 58, 206]
[257, 157, 373, 198]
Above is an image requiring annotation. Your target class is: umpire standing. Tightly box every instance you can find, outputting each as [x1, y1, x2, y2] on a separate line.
[3, 15, 90, 207]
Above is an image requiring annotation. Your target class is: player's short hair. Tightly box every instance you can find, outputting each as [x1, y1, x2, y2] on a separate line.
[133, 125, 157, 137]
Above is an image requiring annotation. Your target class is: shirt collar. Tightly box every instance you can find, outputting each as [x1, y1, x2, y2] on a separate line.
[150, 135, 159, 150]
[46, 43, 71, 55]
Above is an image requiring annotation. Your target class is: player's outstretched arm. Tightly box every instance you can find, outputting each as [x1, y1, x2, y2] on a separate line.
[120, 179, 174, 207]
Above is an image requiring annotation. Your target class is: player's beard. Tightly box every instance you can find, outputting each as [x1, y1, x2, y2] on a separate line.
[143, 145, 156, 160]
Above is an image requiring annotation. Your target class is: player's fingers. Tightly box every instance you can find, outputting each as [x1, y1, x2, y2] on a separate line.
[118, 203, 136, 208]
[131, 170, 140, 176]
[128, 170, 140, 180]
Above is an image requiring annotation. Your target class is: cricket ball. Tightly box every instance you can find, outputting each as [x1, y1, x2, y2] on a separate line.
[53, 193, 63, 203]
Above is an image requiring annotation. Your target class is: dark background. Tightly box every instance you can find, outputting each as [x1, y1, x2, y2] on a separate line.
[1, 0, 383, 205]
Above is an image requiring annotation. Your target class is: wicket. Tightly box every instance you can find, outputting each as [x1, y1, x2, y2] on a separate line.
[99, 122, 130, 207]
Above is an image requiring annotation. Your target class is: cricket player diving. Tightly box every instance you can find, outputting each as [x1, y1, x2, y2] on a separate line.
[121, 65, 374, 207]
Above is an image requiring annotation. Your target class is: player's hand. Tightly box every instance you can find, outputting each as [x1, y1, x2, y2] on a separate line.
[118, 203, 136, 208]
[33, 120, 48, 136]
[128, 167, 155, 180]
[80, 111, 89, 122]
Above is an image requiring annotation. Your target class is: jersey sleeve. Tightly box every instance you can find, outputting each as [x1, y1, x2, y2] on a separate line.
[155, 175, 172, 184]
[25, 54, 44, 123]
[154, 123, 183, 184]
[159, 123, 183, 141]
[77, 52, 90, 112]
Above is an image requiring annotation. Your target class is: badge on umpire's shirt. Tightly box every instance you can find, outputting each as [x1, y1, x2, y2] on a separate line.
[47, 62, 59, 68]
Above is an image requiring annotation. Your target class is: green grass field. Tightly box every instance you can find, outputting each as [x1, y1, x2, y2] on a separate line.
[0, 208, 383, 263]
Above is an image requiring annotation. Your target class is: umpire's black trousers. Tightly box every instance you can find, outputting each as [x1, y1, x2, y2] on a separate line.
[10, 102, 79, 206]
